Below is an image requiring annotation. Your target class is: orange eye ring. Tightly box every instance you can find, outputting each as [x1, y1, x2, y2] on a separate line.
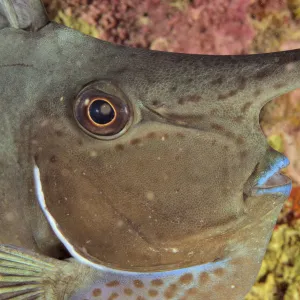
[74, 87, 132, 139]
[86, 97, 117, 127]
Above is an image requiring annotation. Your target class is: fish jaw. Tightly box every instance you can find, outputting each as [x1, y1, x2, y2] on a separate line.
[244, 147, 292, 197]
[69, 195, 285, 300]
[33, 160, 285, 300]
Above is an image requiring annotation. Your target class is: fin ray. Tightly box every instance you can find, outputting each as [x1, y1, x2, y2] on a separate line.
[0, 245, 59, 299]
[6, 290, 43, 300]
[0, 266, 40, 276]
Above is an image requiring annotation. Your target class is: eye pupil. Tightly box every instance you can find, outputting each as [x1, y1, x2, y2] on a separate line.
[74, 86, 131, 139]
[88, 100, 115, 125]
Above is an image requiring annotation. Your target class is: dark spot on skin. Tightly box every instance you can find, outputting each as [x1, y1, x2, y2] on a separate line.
[253, 89, 261, 97]
[108, 292, 119, 300]
[176, 132, 185, 138]
[151, 279, 164, 286]
[185, 77, 193, 84]
[124, 288, 133, 295]
[224, 130, 235, 139]
[186, 288, 197, 295]
[151, 100, 161, 107]
[211, 109, 217, 115]
[273, 82, 286, 89]
[224, 145, 229, 150]
[146, 132, 156, 139]
[170, 86, 177, 92]
[213, 268, 225, 277]
[218, 89, 238, 100]
[212, 140, 217, 146]
[211, 77, 223, 85]
[106, 280, 120, 287]
[148, 289, 159, 297]
[178, 95, 202, 105]
[234, 115, 244, 123]
[164, 284, 178, 299]
[136, 297, 146, 300]
[92, 288, 102, 297]
[255, 68, 271, 79]
[241, 102, 252, 113]
[77, 139, 83, 146]
[243, 193, 248, 201]
[130, 138, 142, 145]
[55, 130, 63, 137]
[211, 123, 225, 131]
[115, 144, 124, 151]
[179, 273, 193, 284]
[199, 272, 210, 284]
[49, 155, 57, 163]
[236, 136, 245, 145]
[130, 53, 138, 58]
[239, 150, 248, 159]
[112, 67, 128, 76]
[238, 76, 247, 90]
[133, 280, 144, 288]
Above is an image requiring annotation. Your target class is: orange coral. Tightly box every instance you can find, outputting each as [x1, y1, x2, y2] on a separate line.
[290, 186, 300, 218]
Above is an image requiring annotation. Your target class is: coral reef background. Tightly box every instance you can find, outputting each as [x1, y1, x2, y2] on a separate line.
[41, 0, 300, 299]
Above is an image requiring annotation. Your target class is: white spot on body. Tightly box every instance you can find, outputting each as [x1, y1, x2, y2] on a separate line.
[145, 191, 155, 201]
[286, 62, 295, 71]
[117, 220, 124, 227]
[90, 150, 97, 157]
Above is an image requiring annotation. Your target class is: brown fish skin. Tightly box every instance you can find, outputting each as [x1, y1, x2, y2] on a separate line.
[0, 0, 297, 299]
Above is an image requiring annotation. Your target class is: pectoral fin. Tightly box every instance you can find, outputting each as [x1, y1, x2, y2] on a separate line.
[0, 245, 63, 299]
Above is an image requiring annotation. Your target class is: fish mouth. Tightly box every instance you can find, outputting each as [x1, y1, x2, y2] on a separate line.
[251, 155, 292, 196]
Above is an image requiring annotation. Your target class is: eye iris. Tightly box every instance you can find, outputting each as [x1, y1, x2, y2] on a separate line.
[88, 100, 115, 125]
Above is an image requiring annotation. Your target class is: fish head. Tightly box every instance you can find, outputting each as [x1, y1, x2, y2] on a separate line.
[0, 1, 298, 298]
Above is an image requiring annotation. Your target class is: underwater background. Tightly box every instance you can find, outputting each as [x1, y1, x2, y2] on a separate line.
[41, 1, 300, 299]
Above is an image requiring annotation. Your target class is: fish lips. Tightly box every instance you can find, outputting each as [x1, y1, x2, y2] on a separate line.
[251, 155, 292, 196]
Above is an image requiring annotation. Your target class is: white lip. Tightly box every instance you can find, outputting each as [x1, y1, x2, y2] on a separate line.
[252, 172, 292, 196]
[254, 155, 290, 188]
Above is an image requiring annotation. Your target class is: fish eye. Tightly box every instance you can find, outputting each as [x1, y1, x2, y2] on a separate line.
[74, 88, 131, 139]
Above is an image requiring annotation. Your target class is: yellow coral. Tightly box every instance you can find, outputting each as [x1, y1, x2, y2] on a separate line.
[54, 10, 99, 38]
[250, 11, 292, 53]
[288, 0, 300, 20]
[268, 134, 284, 153]
[245, 221, 300, 300]
[169, 0, 189, 11]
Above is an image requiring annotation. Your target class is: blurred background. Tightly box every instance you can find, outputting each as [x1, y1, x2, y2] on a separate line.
[41, 1, 300, 299]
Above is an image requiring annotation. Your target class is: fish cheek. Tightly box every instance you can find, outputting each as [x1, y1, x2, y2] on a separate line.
[33, 122, 255, 270]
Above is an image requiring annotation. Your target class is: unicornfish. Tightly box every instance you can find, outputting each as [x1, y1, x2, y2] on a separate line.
[0, 0, 297, 299]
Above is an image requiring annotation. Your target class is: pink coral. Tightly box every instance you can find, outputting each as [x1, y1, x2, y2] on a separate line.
[43, 0, 255, 54]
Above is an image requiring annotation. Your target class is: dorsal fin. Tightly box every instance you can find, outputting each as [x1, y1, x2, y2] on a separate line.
[0, 0, 48, 31]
